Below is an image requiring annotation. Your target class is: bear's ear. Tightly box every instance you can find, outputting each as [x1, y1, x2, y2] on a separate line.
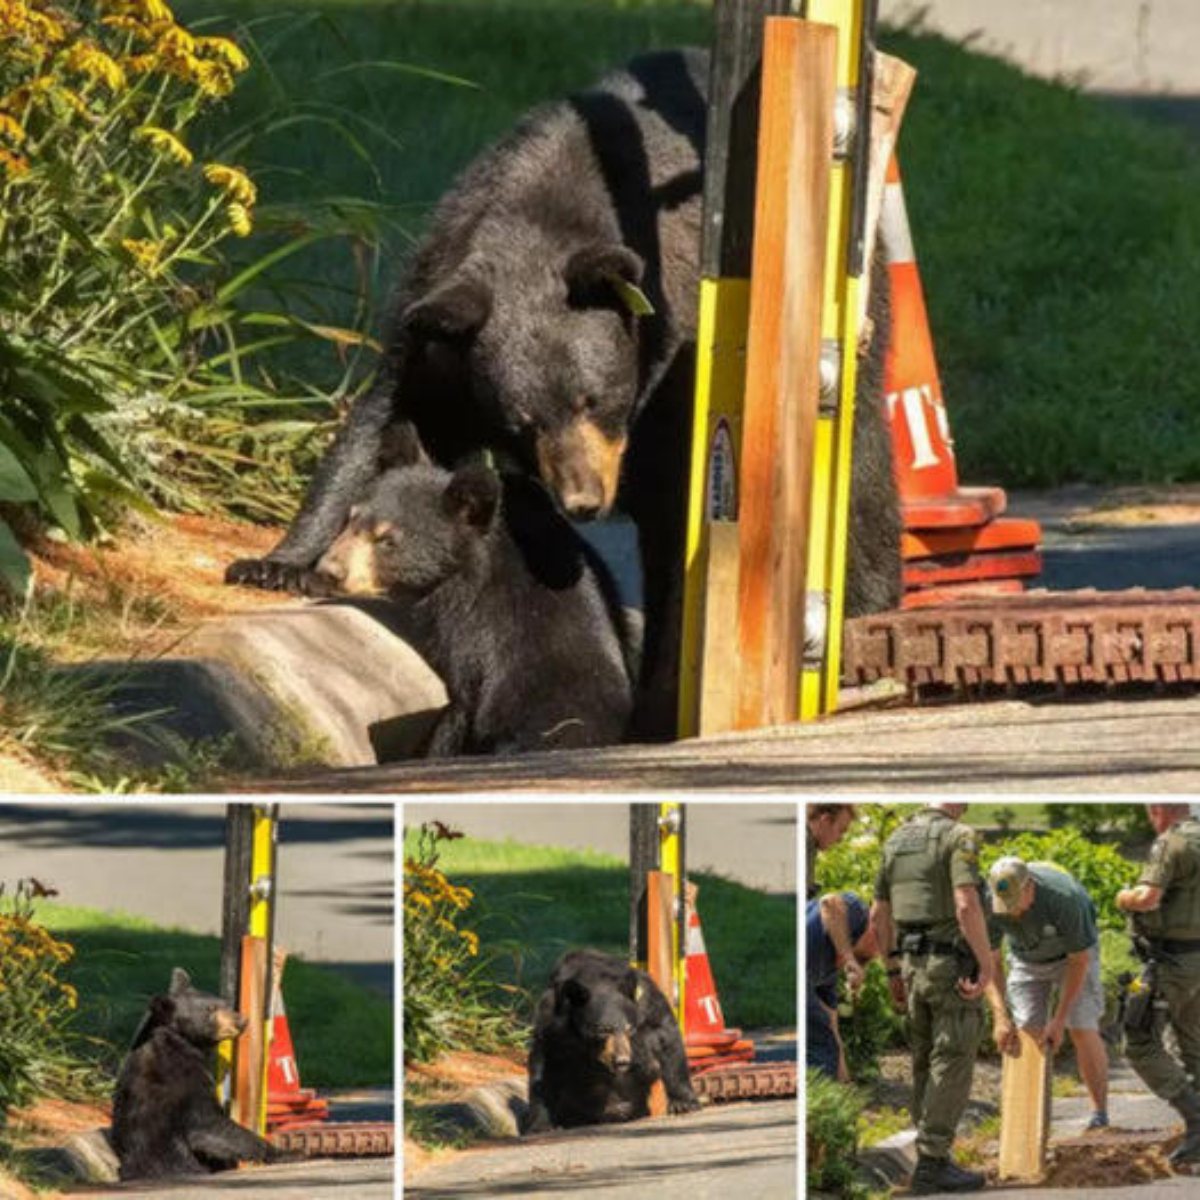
[149, 995, 176, 1024]
[564, 244, 653, 316]
[168, 968, 192, 995]
[402, 276, 491, 342]
[443, 464, 501, 531]
[379, 420, 427, 470]
[557, 978, 589, 1012]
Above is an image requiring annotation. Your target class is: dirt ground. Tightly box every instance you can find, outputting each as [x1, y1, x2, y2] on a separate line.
[1, 1098, 112, 1200]
[404, 1048, 527, 1178]
[29, 514, 283, 659]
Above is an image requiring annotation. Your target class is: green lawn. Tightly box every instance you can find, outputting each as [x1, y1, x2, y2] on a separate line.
[34, 902, 393, 1090]
[404, 831, 796, 1030]
[174, 0, 1200, 487]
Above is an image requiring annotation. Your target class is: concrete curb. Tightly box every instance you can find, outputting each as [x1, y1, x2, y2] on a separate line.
[74, 601, 449, 770]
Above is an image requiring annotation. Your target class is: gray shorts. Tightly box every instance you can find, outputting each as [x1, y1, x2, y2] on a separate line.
[1007, 944, 1105, 1031]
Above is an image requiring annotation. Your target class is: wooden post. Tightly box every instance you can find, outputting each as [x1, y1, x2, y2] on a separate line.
[234, 935, 268, 1130]
[733, 16, 837, 729]
[645, 869, 676, 1117]
[999, 1029, 1051, 1181]
[678, 0, 790, 739]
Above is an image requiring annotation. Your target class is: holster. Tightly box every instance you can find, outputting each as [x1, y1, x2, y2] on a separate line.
[1123, 961, 1158, 1035]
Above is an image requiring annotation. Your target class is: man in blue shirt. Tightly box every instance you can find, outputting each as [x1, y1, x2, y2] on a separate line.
[807, 891, 878, 1080]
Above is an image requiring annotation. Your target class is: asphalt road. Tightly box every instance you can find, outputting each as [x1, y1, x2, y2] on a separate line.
[403, 802, 796, 895]
[68, 1158, 394, 1199]
[0, 802, 395, 996]
[407, 1099, 797, 1199]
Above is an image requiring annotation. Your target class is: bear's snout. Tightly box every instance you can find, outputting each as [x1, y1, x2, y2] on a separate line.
[213, 1008, 248, 1041]
[316, 527, 383, 595]
[536, 422, 626, 520]
[599, 1029, 633, 1072]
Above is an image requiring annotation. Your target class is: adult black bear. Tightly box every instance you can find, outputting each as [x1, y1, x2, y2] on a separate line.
[111, 969, 284, 1181]
[313, 426, 634, 755]
[522, 948, 701, 1132]
[227, 48, 900, 739]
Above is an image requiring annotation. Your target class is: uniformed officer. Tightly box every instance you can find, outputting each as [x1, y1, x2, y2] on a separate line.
[1116, 802, 1200, 1168]
[806, 804, 856, 900]
[872, 803, 1012, 1195]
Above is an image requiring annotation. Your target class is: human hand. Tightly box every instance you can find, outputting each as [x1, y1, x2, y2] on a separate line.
[842, 956, 865, 994]
[1039, 1017, 1066, 1055]
[994, 1019, 1021, 1057]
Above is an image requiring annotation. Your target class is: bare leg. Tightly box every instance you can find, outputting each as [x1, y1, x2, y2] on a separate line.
[1069, 1027, 1110, 1114]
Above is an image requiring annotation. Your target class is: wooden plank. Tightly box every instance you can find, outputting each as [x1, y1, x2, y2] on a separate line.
[859, 51, 917, 333]
[234, 934, 268, 1132]
[999, 1028, 1051, 1181]
[698, 521, 741, 735]
[645, 870, 676, 1118]
[734, 17, 837, 730]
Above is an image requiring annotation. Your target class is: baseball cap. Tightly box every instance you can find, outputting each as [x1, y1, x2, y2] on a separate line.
[989, 856, 1031, 915]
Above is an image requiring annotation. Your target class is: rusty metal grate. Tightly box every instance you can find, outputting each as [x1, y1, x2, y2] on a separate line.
[844, 589, 1200, 689]
[273, 1121, 394, 1158]
[692, 1062, 797, 1101]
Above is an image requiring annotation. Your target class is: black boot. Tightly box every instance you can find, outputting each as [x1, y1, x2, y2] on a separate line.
[911, 1155, 986, 1194]
[1169, 1088, 1200, 1166]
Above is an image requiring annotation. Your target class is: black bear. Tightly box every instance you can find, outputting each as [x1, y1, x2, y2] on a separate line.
[111, 968, 285, 1181]
[313, 425, 634, 756]
[227, 47, 900, 739]
[522, 948, 701, 1132]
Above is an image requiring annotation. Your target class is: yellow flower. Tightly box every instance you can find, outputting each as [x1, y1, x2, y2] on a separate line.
[122, 53, 157, 75]
[0, 113, 24, 143]
[225, 202, 252, 237]
[0, 147, 29, 175]
[154, 21, 193, 55]
[101, 14, 151, 38]
[136, 124, 192, 167]
[25, 7, 67, 43]
[191, 58, 233, 97]
[204, 162, 255, 205]
[459, 929, 479, 956]
[139, 0, 173, 22]
[195, 35, 248, 73]
[121, 237, 162, 270]
[63, 41, 127, 92]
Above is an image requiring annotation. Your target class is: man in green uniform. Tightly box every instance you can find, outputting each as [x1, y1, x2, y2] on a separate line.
[872, 803, 1014, 1195]
[987, 856, 1109, 1130]
[806, 804, 855, 900]
[1116, 803, 1200, 1169]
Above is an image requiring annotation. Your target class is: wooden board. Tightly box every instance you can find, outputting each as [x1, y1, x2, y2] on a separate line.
[234, 934, 267, 1132]
[734, 17, 837, 730]
[698, 520, 741, 735]
[999, 1029, 1051, 1181]
[645, 870, 676, 1118]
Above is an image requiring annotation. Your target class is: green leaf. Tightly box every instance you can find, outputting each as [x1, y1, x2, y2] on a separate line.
[606, 274, 656, 317]
[0, 441, 38, 502]
[0, 519, 31, 597]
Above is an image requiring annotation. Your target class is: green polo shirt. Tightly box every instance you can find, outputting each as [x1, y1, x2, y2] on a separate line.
[989, 863, 1098, 963]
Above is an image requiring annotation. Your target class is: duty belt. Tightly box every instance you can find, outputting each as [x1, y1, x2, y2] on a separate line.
[1149, 937, 1200, 955]
[898, 929, 960, 957]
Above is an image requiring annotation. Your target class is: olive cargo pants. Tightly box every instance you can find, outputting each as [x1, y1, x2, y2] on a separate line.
[904, 951, 985, 1159]
[1127, 951, 1200, 1101]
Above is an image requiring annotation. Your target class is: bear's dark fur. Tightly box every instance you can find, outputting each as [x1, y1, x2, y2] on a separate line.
[226, 48, 900, 738]
[313, 425, 633, 756]
[522, 949, 701, 1132]
[111, 968, 284, 1181]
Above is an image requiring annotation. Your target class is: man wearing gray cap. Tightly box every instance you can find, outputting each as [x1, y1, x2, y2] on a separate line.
[988, 856, 1109, 1131]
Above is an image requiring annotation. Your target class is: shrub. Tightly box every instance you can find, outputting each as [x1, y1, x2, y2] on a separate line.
[1046, 804, 1151, 839]
[0, 879, 95, 1110]
[838, 960, 905, 1083]
[806, 1069, 870, 1199]
[403, 821, 519, 1064]
[0, 0, 380, 592]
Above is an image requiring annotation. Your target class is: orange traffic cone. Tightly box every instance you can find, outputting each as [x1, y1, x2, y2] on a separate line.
[682, 884, 754, 1069]
[881, 154, 1042, 604]
[266, 951, 329, 1131]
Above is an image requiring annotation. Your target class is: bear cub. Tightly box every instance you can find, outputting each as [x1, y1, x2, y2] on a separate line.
[111, 968, 285, 1181]
[314, 424, 634, 757]
[523, 948, 701, 1132]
